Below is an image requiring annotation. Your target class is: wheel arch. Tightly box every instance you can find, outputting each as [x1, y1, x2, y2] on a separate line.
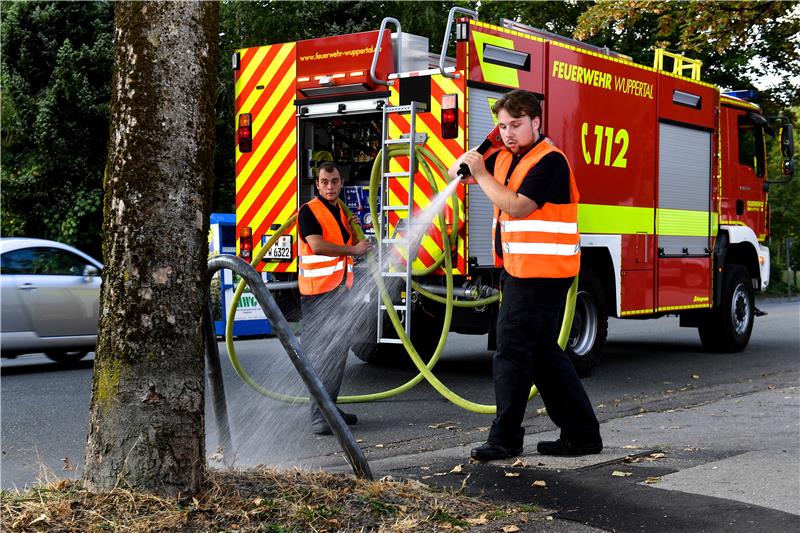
[579, 236, 619, 317]
[718, 226, 769, 293]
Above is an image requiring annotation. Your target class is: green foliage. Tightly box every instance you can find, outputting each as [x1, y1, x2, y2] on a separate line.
[477, 0, 589, 36]
[1, 1, 112, 257]
[766, 107, 800, 287]
[574, 1, 800, 107]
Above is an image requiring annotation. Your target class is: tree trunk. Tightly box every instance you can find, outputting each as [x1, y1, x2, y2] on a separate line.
[84, 1, 219, 496]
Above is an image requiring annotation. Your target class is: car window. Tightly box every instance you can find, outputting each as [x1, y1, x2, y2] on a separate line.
[1, 248, 38, 274]
[0, 247, 90, 276]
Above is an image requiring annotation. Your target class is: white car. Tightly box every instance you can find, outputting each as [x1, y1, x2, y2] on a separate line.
[1, 238, 102, 363]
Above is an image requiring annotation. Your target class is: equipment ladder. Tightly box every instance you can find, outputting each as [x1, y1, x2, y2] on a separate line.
[376, 101, 426, 345]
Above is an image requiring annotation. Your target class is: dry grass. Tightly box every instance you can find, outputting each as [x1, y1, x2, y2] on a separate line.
[1, 467, 544, 531]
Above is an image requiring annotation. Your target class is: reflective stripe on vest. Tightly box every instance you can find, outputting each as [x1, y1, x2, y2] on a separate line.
[298, 197, 354, 295]
[491, 139, 581, 278]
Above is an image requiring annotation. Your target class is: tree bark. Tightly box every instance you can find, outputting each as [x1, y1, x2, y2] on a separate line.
[84, 1, 219, 496]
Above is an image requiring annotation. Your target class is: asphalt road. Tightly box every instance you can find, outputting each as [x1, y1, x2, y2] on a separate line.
[2, 298, 798, 491]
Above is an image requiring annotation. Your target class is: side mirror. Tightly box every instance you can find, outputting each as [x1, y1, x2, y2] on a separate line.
[780, 123, 794, 159]
[748, 112, 768, 127]
[783, 159, 795, 177]
[83, 265, 100, 281]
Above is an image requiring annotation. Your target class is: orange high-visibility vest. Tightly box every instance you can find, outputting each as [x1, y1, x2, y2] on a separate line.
[298, 197, 355, 295]
[491, 140, 581, 278]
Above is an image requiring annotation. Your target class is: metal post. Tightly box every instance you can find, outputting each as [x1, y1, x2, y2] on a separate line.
[204, 296, 233, 463]
[207, 255, 373, 480]
[787, 238, 793, 297]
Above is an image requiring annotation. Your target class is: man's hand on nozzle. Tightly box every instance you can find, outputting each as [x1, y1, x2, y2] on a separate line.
[448, 150, 484, 184]
[350, 239, 373, 256]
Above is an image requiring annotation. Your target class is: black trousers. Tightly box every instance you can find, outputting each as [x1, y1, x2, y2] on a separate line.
[488, 276, 601, 449]
[302, 286, 351, 425]
[301, 281, 371, 425]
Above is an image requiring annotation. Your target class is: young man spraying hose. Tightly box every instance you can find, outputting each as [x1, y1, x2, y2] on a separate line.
[298, 162, 372, 435]
[449, 90, 602, 460]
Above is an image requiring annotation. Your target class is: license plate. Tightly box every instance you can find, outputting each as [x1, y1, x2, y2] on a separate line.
[263, 235, 292, 261]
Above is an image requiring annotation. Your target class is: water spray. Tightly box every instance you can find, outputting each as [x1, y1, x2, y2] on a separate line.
[221, 143, 577, 412]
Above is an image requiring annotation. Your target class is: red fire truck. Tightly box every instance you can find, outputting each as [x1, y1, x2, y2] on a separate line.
[233, 9, 794, 374]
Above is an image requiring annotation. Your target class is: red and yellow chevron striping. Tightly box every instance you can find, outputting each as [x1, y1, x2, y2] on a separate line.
[386, 75, 467, 274]
[235, 43, 298, 273]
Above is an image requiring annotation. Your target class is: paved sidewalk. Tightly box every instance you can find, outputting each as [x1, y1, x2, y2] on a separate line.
[366, 385, 800, 532]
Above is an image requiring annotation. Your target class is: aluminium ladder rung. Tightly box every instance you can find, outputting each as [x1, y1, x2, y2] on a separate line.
[378, 338, 404, 345]
[380, 304, 406, 311]
[382, 205, 409, 211]
[380, 271, 408, 278]
[381, 238, 409, 245]
[383, 171, 410, 177]
[384, 138, 414, 145]
[384, 105, 414, 114]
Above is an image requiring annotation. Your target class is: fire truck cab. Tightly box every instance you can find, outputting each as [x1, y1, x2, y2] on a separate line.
[233, 9, 794, 374]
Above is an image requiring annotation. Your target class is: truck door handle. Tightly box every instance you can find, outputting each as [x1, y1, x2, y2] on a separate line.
[18, 283, 37, 291]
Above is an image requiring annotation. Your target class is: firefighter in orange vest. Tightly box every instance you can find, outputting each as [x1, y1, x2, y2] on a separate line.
[449, 90, 602, 461]
[298, 162, 372, 435]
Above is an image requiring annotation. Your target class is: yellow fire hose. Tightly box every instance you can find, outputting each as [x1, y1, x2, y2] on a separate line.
[224, 143, 578, 413]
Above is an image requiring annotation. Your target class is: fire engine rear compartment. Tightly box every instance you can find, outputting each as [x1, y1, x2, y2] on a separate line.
[297, 107, 385, 206]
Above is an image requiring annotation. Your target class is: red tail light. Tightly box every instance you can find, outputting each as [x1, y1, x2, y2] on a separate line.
[238, 113, 252, 153]
[239, 226, 253, 261]
[441, 94, 458, 139]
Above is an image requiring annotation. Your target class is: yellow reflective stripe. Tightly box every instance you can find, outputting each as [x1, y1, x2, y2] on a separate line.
[621, 308, 655, 316]
[656, 209, 710, 237]
[578, 204, 718, 237]
[657, 303, 712, 312]
[471, 31, 519, 87]
[578, 204, 654, 234]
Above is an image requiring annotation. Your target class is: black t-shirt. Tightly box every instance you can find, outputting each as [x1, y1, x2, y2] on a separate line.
[298, 195, 350, 245]
[487, 138, 574, 296]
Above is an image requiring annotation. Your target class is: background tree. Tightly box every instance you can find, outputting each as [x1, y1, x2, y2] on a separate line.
[1, 1, 112, 258]
[574, 1, 800, 107]
[83, 1, 219, 495]
[476, 0, 589, 37]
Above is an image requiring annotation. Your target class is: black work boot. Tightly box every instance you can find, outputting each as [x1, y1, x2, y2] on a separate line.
[311, 409, 358, 435]
[337, 408, 358, 425]
[537, 438, 602, 456]
[470, 442, 523, 462]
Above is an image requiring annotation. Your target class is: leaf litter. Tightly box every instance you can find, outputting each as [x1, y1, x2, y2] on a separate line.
[1, 467, 544, 532]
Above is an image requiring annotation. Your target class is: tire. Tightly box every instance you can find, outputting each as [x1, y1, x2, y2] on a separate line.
[566, 271, 608, 377]
[698, 264, 754, 352]
[351, 308, 444, 366]
[45, 350, 89, 364]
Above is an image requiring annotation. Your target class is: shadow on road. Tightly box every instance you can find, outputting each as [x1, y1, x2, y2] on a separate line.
[0, 358, 94, 376]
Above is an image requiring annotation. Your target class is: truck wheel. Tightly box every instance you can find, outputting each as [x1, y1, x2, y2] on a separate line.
[351, 310, 443, 366]
[566, 271, 608, 377]
[698, 264, 753, 352]
[351, 341, 381, 363]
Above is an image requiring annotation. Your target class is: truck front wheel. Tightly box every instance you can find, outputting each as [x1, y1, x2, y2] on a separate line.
[566, 271, 608, 377]
[698, 264, 754, 352]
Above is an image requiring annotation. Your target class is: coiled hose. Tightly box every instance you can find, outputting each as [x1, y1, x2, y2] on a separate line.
[224, 143, 577, 413]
